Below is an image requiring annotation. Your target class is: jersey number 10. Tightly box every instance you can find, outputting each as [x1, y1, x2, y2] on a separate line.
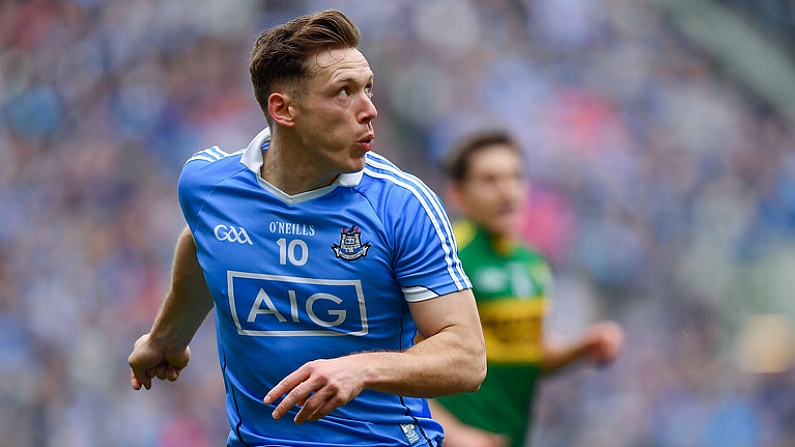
[277, 238, 308, 266]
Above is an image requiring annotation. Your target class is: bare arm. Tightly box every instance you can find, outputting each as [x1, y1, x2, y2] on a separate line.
[368, 288, 487, 395]
[542, 321, 624, 374]
[264, 288, 487, 424]
[128, 226, 215, 389]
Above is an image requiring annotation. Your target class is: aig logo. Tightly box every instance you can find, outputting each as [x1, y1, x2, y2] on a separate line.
[227, 271, 368, 337]
[214, 224, 253, 245]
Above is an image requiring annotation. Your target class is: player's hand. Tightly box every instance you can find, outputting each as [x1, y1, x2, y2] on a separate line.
[263, 357, 365, 424]
[128, 333, 191, 390]
[444, 426, 510, 447]
[584, 321, 624, 364]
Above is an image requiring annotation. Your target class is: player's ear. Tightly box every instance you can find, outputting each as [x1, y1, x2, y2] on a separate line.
[268, 92, 296, 127]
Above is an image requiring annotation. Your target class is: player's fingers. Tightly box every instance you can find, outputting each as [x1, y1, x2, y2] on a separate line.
[296, 400, 327, 424]
[131, 366, 152, 390]
[293, 389, 327, 424]
[298, 384, 352, 424]
[263, 367, 311, 405]
[274, 384, 317, 421]
[602, 322, 624, 343]
[130, 368, 142, 390]
[601, 326, 624, 359]
[165, 364, 181, 381]
[154, 361, 170, 380]
[302, 395, 342, 423]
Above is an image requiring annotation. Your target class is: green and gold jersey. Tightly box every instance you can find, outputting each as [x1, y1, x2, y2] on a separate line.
[435, 220, 553, 447]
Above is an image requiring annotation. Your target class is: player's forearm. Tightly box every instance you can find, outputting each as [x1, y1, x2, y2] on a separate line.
[356, 297, 486, 397]
[541, 339, 590, 374]
[148, 227, 214, 351]
[355, 319, 486, 397]
[542, 322, 624, 374]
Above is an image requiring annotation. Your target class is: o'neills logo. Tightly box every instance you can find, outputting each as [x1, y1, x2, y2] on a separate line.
[332, 226, 371, 261]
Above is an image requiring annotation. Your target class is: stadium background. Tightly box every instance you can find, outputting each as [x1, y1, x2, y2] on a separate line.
[1, 0, 794, 446]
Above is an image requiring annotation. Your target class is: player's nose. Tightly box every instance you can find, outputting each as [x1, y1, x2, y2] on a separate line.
[358, 95, 377, 123]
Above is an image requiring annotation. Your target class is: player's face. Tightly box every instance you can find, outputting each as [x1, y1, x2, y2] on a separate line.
[455, 145, 528, 237]
[292, 47, 376, 174]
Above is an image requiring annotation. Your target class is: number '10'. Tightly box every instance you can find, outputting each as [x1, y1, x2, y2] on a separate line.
[277, 238, 308, 266]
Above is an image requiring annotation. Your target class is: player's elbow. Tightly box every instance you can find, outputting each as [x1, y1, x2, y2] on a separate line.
[460, 341, 487, 393]
[462, 366, 487, 394]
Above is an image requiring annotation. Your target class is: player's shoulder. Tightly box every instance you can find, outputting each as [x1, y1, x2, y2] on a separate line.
[515, 243, 552, 275]
[361, 152, 434, 197]
[182, 146, 245, 177]
[452, 220, 478, 249]
[186, 145, 244, 166]
[178, 145, 247, 197]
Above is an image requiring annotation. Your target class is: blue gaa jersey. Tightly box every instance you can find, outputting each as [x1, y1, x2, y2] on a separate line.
[178, 128, 470, 447]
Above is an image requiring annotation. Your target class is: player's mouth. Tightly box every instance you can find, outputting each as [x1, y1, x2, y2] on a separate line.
[495, 202, 519, 216]
[358, 135, 374, 151]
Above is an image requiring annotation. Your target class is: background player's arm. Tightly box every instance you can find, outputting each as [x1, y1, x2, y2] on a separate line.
[542, 321, 624, 374]
[264, 288, 486, 424]
[427, 400, 509, 447]
[128, 226, 215, 389]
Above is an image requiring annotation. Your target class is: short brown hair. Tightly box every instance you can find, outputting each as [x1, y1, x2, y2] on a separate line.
[441, 130, 524, 182]
[249, 10, 361, 126]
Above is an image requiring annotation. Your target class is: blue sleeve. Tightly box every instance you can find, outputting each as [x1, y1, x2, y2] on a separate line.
[177, 151, 218, 233]
[389, 177, 471, 302]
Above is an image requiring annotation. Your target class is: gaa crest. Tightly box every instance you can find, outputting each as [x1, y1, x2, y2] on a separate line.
[332, 226, 371, 261]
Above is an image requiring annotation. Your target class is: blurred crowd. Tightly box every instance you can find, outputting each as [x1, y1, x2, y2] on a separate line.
[719, 0, 795, 52]
[1, 1, 794, 446]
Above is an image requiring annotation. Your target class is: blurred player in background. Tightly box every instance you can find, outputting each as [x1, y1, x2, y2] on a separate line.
[429, 130, 624, 447]
[127, 9, 486, 447]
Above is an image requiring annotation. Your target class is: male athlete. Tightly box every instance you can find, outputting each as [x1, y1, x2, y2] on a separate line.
[128, 10, 486, 447]
[429, 131, 623, 447]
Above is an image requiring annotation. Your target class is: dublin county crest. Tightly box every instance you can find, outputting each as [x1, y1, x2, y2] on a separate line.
[332, 226, 371, 261]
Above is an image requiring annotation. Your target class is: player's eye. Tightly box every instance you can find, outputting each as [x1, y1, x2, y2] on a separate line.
[338, 87, 350, 97]
[364, 85, 373, 98]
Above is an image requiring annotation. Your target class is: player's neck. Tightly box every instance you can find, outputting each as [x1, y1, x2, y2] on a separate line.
[482, 230, 517, 255]
[476, 223, 518, 249]
[260, 134, 338, 196]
